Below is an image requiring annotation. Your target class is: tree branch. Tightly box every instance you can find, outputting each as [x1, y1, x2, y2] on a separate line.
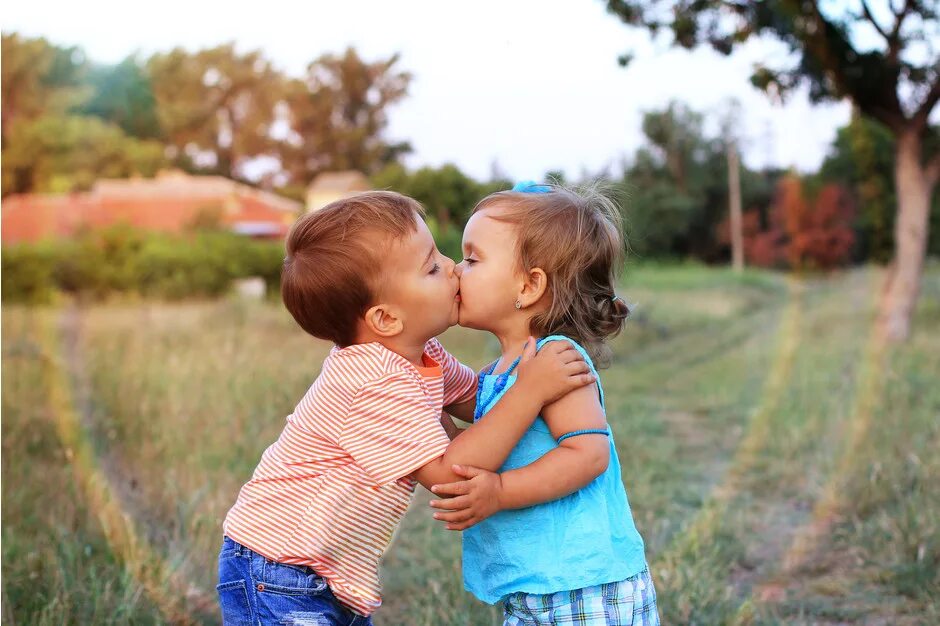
[913, 77, 940, 130]
[926, 151, 940, 188]
[861, 1, 889, 41]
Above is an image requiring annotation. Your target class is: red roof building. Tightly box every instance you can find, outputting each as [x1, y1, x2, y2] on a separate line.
[1, 170, 302, 244]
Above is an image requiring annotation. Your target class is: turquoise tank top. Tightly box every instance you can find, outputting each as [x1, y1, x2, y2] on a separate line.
[462, 336, 648, 604]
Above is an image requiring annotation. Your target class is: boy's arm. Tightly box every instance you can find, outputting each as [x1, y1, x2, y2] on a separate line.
[411, 339, 594, 490]
[444, 397, 476, 424]
[429, 382, 610, 530]
[439, 412, 462, 440]
[433, 339, 480, 424]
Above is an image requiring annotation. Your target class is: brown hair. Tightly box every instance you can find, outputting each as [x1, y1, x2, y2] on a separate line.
[473, 182, 629, 367]
[281, 191, 424, 346]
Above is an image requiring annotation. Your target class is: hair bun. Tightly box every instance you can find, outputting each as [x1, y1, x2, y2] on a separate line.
[611, 295, 630, 319]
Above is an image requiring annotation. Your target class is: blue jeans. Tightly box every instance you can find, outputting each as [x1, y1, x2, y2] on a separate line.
[217, 537, 373, 626]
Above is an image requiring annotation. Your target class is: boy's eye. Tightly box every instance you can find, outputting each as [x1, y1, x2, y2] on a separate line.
[462, 258, 477, 265]
[429, 263, 441, 275]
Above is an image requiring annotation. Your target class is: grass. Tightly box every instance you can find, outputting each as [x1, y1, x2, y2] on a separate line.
[2, 264, 938, 625]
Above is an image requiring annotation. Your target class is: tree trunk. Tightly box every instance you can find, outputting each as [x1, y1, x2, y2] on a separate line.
[727, 142, 744, 273]
[879, 130, 934, 341]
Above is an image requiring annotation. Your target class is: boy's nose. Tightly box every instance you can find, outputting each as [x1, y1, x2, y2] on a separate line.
[445, 256, 457, 277]
[453, 260, 463, 277]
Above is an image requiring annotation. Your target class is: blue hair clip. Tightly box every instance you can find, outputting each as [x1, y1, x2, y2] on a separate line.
[512, 180, 552, 194]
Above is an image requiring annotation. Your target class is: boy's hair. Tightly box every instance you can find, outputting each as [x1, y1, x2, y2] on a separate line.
[282, 191, 424, 346]
[472, 182, 629, 367]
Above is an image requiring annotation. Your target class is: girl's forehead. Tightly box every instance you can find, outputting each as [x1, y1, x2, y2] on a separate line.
[467, 208, 514, 238]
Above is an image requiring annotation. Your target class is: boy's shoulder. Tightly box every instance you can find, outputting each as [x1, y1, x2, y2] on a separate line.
[322, 341, 429, 391]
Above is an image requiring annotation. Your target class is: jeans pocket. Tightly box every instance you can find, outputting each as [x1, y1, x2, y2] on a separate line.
[216, 579, 252, 626]
[260, 560, 329, 595]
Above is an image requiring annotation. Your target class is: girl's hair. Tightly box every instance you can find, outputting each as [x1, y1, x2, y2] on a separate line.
[472, 182, 629, 368]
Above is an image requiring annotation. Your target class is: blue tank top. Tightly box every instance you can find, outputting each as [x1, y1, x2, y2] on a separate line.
[462, 336, 648, 604]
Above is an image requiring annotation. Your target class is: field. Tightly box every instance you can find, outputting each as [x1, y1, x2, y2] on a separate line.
[2, 264, 938, 625]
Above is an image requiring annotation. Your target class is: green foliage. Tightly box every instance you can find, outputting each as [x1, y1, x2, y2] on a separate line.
[617, 101, 778, 260]
[2, 114, 166, 194]
[372, 162, 511, 260]
[1, 227, 285, 303]
[80, 57, 162, 140]
[819, 115, 940, 261]
[1, 242, 59, 304]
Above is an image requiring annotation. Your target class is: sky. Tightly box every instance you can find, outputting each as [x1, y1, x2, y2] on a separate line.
[3, 0, 859, 181]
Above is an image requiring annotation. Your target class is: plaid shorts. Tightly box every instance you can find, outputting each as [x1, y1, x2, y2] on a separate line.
[502, 566, 659, 626]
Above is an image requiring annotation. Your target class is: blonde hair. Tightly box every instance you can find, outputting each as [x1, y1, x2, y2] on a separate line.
[473, 182, 629, 367]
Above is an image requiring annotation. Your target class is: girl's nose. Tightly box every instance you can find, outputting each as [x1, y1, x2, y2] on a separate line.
[453, 260, 464, 277]
[446, 256, 457, 277]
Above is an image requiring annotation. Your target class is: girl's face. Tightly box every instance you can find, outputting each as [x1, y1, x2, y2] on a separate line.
[455, 205, 522, 332]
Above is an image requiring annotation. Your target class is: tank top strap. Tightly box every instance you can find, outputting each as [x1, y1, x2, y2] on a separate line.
[536, 335, 605, 409]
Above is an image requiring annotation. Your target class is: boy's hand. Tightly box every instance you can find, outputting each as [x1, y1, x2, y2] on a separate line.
[515, 337, 594, 405]
[429, 465, 503, 531]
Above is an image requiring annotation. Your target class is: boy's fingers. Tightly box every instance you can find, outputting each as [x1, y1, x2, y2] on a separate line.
[429, 495, 471, 510]
[430, 480, 471, 496]
[576, 373, 596, 387]
[452, 464, 484, 478]
[557, 347, 584, 364]
[433, 509, 474, 523]
[447, 517, 479, 531]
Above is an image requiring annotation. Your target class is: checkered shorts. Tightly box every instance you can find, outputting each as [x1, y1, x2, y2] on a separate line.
[502, 567, 659, 626]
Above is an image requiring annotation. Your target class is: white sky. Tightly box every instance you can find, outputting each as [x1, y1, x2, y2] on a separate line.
[3, 0, 858, 180]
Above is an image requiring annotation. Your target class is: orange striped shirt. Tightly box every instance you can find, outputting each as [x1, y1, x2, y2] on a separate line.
[223, 338, 476, 616]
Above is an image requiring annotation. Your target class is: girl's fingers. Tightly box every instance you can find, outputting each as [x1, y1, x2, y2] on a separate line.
[519, 336, 537, 362]
[564, 361, 591, 376]
[429, 495, 471, 510]
[576, 373, 595, 387]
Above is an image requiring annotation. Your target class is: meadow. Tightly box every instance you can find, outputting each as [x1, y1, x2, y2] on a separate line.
[2, 264, 938, 625]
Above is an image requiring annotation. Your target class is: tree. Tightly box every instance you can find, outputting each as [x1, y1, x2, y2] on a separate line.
[1, 34, 164, 196]
[147, 43, 285, 180]
[1, 33, 88, 145]
[604, 0, 939, 341]
[81, 56, 162, 140]
[2, 115, 165, 194]
[280, 48, 411, 186]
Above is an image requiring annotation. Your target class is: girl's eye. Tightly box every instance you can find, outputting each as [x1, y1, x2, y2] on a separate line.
[429, 263, 441, 275]
[462, 258, 477, 265]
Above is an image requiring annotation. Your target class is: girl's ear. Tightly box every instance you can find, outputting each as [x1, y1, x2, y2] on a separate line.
[517, 267, 548, 309]
[363, 303, 404, 337]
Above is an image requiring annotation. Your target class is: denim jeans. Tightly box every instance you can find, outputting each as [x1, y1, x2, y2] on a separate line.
[217, 536, 373, 626]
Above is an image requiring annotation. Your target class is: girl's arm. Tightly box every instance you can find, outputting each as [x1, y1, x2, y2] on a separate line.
[411, 340, 595, 490]
[429, 382, 609, 530]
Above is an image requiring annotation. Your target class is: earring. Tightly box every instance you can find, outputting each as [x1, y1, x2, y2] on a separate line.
[514, 301, 522, 309]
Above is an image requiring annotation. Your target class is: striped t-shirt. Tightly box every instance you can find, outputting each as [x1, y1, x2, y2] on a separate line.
[223, 338, 476, 616]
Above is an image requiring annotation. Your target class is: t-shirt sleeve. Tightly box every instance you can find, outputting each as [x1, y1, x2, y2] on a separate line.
[339, 372, 450, 485]
[426, 338, 477, 406]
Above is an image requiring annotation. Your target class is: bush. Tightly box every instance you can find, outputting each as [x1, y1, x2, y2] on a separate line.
[1, 243, 59, 304]
[1, 227, 286, 303]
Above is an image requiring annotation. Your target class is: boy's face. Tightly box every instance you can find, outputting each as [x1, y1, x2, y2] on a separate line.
[454, 205, 521, 332]
[381, 215, 460, 341]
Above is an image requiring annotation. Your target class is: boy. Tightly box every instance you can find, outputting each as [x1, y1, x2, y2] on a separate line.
[218, 191, 593, 625]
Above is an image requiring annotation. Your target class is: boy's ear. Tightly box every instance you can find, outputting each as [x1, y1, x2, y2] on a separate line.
[518, 267, 548, 308]
[363, 303, 404, 338]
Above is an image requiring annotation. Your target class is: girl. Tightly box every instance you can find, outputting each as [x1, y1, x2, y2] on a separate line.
[431, 182, 658, 625]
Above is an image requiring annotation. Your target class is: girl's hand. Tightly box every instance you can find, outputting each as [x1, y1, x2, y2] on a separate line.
[429, 464, 503, 531]
[515, 337, 594, 405]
